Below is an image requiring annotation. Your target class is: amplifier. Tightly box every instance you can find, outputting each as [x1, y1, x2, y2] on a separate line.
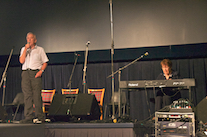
[155, 112, 195, 137]
[169, 99, 193, 112]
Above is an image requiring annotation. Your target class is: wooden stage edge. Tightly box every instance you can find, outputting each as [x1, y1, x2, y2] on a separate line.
[0, 122, 154, 137]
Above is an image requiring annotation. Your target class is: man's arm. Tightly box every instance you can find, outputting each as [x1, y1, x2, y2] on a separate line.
[19, 43, 30, 64]
[35, 62, 48, 78]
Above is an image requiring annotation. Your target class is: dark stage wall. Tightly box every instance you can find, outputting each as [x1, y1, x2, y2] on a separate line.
[0, 45, 207, 121]
[0, 0, 207, 55]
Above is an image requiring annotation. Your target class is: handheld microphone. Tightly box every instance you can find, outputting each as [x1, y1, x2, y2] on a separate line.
[26, 42, 31, 49]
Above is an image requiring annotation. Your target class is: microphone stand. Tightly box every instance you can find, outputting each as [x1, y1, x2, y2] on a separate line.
[1, 48, 13, 106]
[107, 52, 148, 117]
[82, 41, 90, 94]
[67, 53, 79, 92]
[109, 0, 115, 119]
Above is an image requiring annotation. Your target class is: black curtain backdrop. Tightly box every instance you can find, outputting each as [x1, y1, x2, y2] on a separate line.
[0, 58, 207, 121]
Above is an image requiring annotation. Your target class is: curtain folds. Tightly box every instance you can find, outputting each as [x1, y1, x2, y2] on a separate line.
[1, 58, 206, 121]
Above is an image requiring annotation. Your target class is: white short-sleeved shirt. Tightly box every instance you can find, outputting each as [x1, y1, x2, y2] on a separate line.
[20, 45, 49, 70]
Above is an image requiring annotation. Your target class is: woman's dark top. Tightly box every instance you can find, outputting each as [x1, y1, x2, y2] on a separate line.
[156, 70, 181, 97]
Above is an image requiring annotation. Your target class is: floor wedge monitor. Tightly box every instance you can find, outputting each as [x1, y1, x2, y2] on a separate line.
[48, 93, 100, 121]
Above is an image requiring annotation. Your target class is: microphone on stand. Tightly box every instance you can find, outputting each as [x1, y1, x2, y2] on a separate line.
[109, 0, 112, 4]
[141, 52, 149, 58]
[86, 41, 90, 46]
[74, 53, 81, 56]
[144, 52, 149, 56]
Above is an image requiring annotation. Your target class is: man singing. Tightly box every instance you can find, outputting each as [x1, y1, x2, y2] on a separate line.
[19, 32, 49, 123]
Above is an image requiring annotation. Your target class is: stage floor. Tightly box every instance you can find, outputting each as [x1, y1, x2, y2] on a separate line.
[0, 122, 154, 137]
[0, 123, 45, 137]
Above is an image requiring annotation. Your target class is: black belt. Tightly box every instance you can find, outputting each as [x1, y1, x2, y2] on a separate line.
[23, 69, 39, 71]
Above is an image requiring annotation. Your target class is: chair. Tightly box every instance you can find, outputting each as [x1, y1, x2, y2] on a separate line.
[88, 88, 105, 120]
[41, 89, 56, 113]
[104, 91, 129, 119]
[4, 92, 24, 121]
[62, 88, 79, 94]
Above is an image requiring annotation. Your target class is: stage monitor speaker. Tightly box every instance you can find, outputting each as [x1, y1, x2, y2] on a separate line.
[0, 103, 7, 121]
[196, 97, 207, 123]
[48, 93, 100, 121]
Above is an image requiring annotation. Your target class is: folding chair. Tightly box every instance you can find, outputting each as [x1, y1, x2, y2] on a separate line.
[88, 88, 105, 120]
[41, 89, 56, 113]
[62, 88, 79, 94]
[4, 92, 24, 121]
[104, 91, 129, 119]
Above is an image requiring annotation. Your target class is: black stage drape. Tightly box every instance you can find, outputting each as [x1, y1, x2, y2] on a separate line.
[0, 58, 207, 121]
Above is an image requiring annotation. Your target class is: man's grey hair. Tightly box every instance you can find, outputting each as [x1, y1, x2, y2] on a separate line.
[26, 32, 37, 40]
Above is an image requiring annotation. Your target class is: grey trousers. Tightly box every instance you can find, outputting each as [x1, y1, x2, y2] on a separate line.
[155, 95, 171, 111]
[21, 70, 44, 120]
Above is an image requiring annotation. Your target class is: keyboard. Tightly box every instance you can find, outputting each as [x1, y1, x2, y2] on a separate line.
[119, 78, 195, 88]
